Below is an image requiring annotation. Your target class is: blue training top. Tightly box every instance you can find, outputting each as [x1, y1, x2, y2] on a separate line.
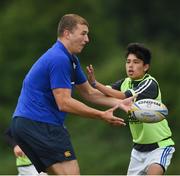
[13, 40, 87, 125]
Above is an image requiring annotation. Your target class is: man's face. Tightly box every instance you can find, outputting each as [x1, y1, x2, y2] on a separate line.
[68, 24, 89, 54]
[126, 54, 149, 80]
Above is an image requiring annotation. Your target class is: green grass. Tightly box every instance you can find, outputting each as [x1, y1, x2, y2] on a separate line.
[0, 150, 17, 174]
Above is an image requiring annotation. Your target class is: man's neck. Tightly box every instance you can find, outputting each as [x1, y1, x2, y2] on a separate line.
[57, 37, 72, 54]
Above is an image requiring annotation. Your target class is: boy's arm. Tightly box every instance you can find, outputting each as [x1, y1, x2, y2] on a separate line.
[86, 64, 126, 99]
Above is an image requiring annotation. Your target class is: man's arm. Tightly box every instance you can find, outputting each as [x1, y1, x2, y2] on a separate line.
[76, 81, 127, 106]
[53, 87, 126, 126]
[76, 81, 134, 113]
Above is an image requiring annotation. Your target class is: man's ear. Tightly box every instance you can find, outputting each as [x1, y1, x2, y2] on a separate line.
[64, 30, 71, 40]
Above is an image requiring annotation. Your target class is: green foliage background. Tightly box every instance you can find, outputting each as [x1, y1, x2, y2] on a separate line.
[0, 0, 179, 174]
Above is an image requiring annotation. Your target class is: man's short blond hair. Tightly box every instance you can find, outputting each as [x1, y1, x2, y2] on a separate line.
[57, 14, 89, 37]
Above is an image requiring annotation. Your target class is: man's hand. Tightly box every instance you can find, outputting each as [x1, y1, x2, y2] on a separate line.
[118, 95, 137, 113]
[86, 64, 96, 85]
[101, 105, 126, 126]
[13, 145, 25, 157]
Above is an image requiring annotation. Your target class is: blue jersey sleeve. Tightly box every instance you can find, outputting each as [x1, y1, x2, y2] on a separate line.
[49, 55, 72, 89]
[74, 59, 87, 85]
[48, 55, 87, 89]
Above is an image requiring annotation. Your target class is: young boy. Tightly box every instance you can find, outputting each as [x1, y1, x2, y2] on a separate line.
[86, 43, 175, 175]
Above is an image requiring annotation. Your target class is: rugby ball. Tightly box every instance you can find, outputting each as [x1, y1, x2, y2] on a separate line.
[129, 99, 168, 123]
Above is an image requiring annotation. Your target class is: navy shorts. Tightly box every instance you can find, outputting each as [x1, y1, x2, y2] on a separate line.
[11, 117, 76, 173]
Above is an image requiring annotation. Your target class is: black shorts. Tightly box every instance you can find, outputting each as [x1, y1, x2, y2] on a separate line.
[11, 117, 76, 173]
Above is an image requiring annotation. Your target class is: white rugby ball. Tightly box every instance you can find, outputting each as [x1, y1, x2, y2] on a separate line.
[130, 99, 168, 123]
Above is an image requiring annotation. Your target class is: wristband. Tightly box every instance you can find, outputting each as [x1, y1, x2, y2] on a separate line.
[91, 80, 96, 88]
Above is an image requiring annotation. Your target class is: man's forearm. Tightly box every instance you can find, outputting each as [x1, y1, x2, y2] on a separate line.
[57, 96, 126, 126]
[57, 96, 104, 120]
[82, 88, 122, 107]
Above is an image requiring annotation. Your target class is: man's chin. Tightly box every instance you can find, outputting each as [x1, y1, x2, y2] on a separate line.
[74, 48, 83, 54]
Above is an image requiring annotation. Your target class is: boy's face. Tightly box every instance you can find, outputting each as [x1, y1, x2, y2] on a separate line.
[126, 54, 149, 80]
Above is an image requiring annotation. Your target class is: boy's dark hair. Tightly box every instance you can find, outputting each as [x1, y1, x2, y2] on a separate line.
[126, 43, 151, 64]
